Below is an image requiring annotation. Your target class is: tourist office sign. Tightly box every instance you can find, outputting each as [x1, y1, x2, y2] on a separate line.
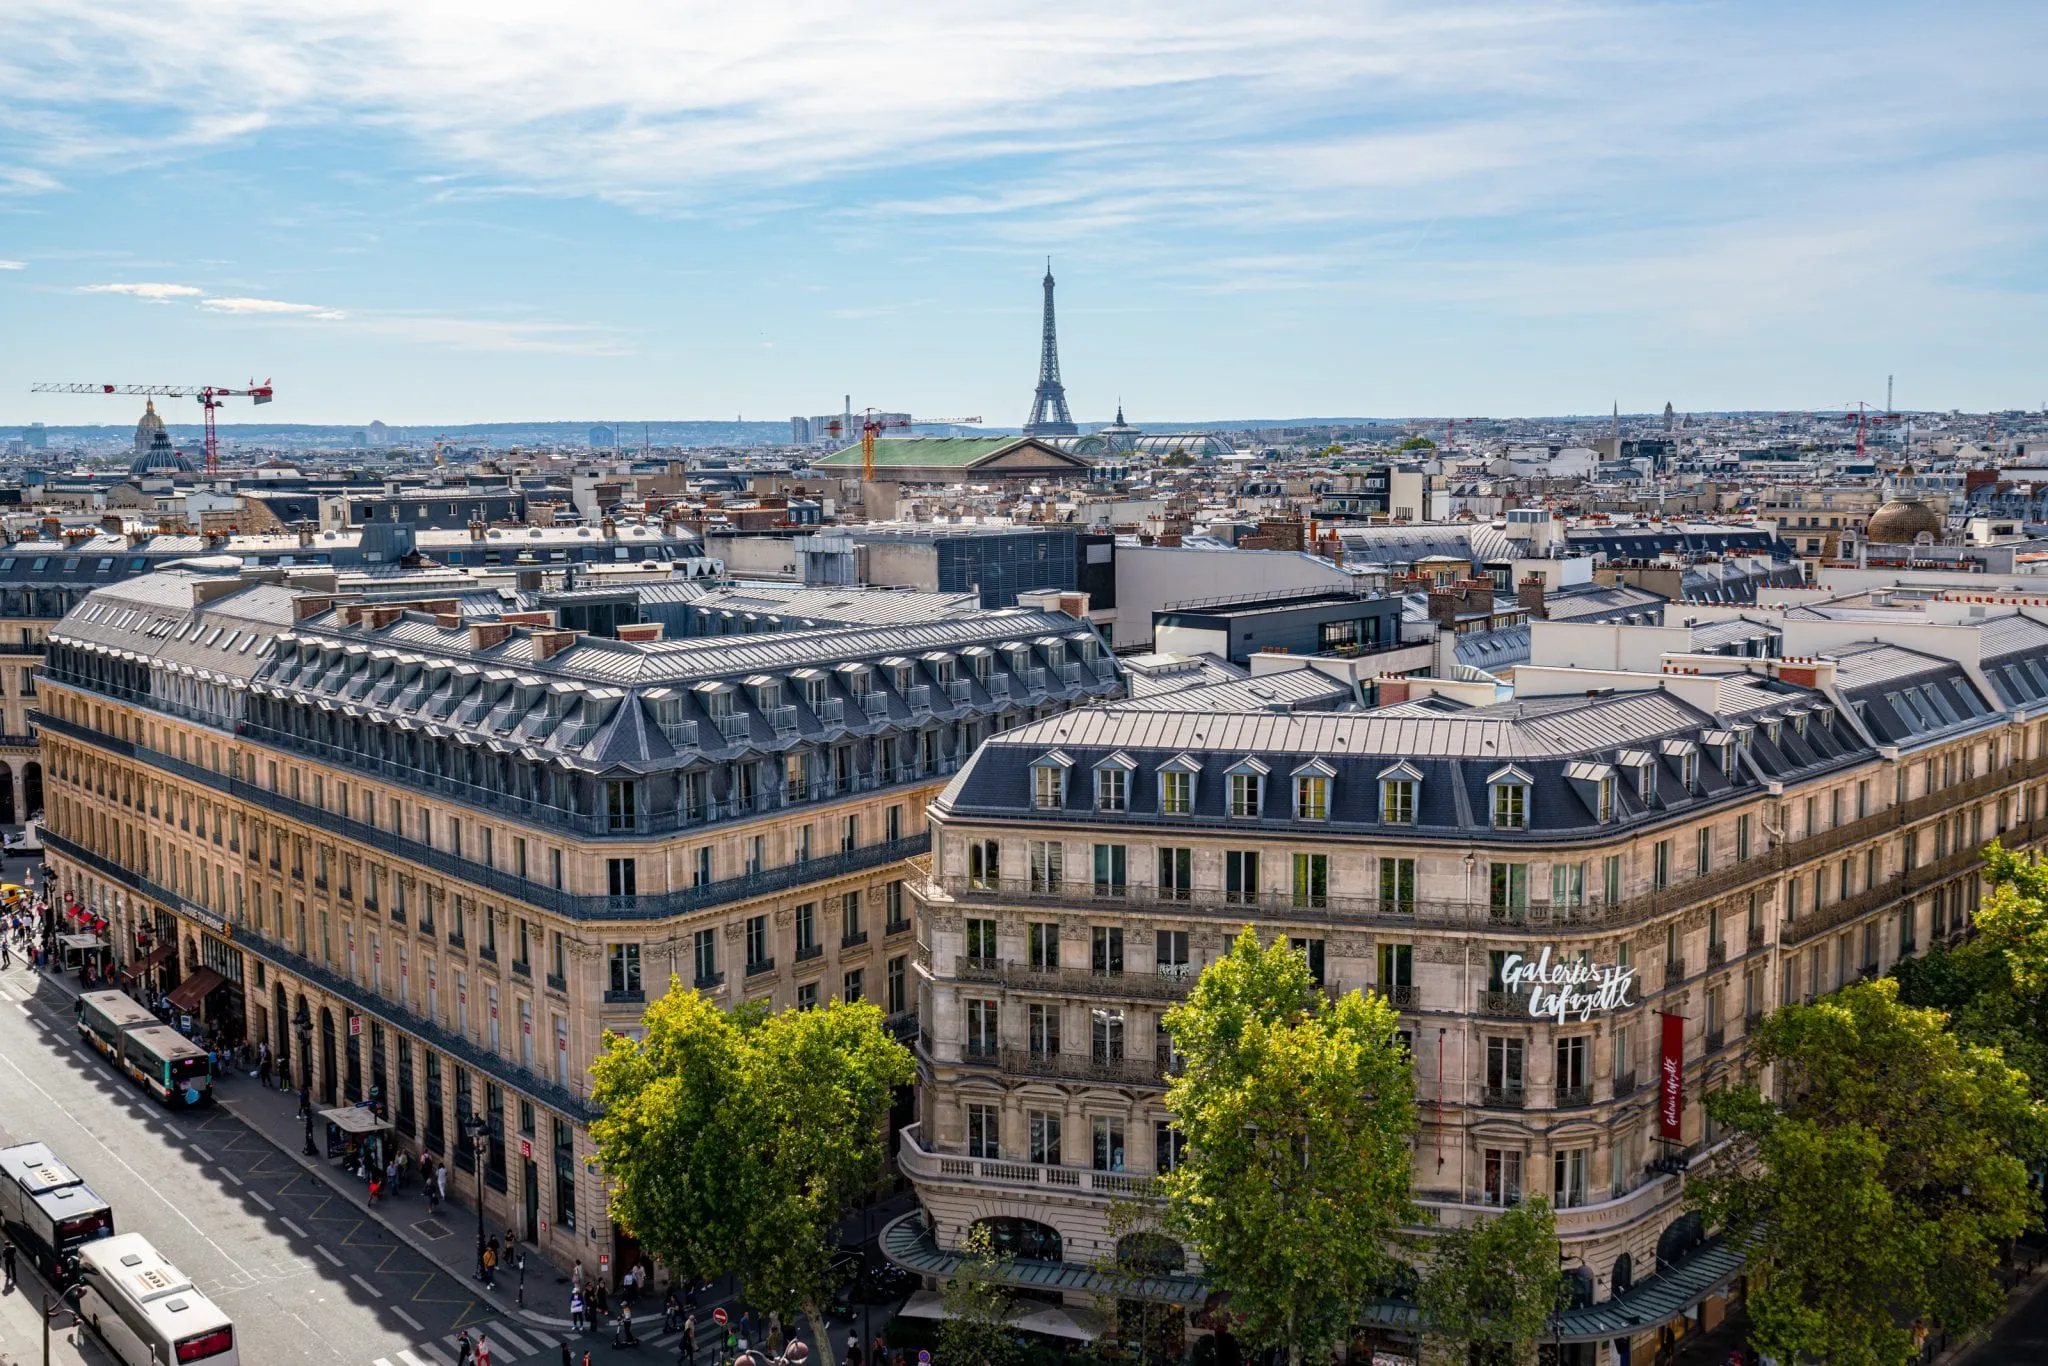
[1499, 948, 1637, 1023]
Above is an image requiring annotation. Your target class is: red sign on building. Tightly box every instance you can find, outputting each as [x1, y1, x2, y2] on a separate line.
[1659, 1011, 1685, 1140]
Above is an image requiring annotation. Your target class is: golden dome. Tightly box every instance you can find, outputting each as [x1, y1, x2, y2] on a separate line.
[1865, 497, 1943, 545]
[133, 398, 166, 454]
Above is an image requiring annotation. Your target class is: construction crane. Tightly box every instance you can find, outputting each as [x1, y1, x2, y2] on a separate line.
[821, 409, 983, 481]
[30, 380, 273, 475]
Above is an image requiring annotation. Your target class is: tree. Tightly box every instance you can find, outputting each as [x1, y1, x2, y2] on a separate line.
[1396, 435, 1437, 452]
[590, 984, 914, 1366]
[939, 1224, 1020, 1366]
[1895, 842, 2048, 1093]
[1158, 929, 1417, 1366]
[1415, 1198, 1567, 1366]
[1688, 978, 2048, 1366]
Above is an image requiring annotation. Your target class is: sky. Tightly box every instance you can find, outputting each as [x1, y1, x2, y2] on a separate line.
[1, 0, 2044, 427]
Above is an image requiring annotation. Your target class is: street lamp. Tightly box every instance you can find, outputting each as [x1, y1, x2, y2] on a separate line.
[461, 1113, 490, 1284]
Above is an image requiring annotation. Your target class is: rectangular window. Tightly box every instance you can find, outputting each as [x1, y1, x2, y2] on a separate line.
[1029, 840, 1064, 893]
[1553, 1148, 1588, 1208]
[1296, 775, 1328, 820]
[1156, 930, 1190, 977]
[1485, 1035, 1524, 1096]
[1483, 1148, 1522, 1207]
[1377, 941, 1412, 990]
[795, 902, 818, 955]
[1653, 840, 1671, 890]
[1028, 1002, 1061, 1057]
[1556, 1035, 1588, 1096]
[1096, 767, 1128, 812]
[965, 917, 998, 962]
[746, 915, 770, 971]
[965, 999, 1000, 1057]
[1030, 1111, 1062, 1166]
[1160, 770, 1192, 815]
[1489, 862, 1529, 914]
[1229, 772, 1261, 818]
[1092, 925, 1124, 976]
[554, 1118, 577, 1233]
[1380, 857, 1416, 912]
[607, 944, 642, 996]
[1091, 1117, 1125, 1172]
[1028, 922, 1060, 971]
[1157, 847, 1193, 901]
[1033, 766, 1062, 810]
[1736, 814, 1752, 862]
[1288, 936, 1327, 985]
[1091, 1007, 1124, 1062]
[967, 1104, 1000, 1159]
[1225, 850, 1260, 905]
[1604, 854, 1622, 904]
[1092, 844, 1127, 897]
[1292, 852, 1328, 908]
[841, 891, 862, 943]
[1492, 784, 1527, 829]
[606, 858, 637, 898]
[968, 839, 1000, 889]
[1381, 778, 1415, 825]
[1696, 826, 1712, 875]
[887, 956, 907, 1014]
[1551, 861, 1585, 908]
[693, 929, 718, 985]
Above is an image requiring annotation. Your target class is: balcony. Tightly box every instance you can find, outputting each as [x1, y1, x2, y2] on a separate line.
[795, 942, 823, 962]
[1706, 940, 1726, 966]
[545, 973, 567, 993]
[1479, 1085, 1526, 1110]
[659, 720, 699, 750]
[944, 679, 972, 704]
[1664, 959, 1686, 988]
[815, 698, 845, 727]
[510, 959, 530, 979]
[1747, 924, 1765, 949]
[906, 685, 932, 713]
[770, 706, 801, 735]
[841, 931, 869, 949]
[1612, 1072, 1638, 1099]
[1373, 984, 1418, 1011]
[715, 714, 753, 743]
[476, 943, 498, 964]
[998, 1046, 1164, 1088]
[1477, 990, 1522, 1017]
[1555, 1084, 1593, 1108]
[745, 957, 776, 978]
[603, 988, 646, 1006]
[897, 1124, 1157, 1199]
[953, 956, 1196, 1002]
[859, 692, 890, 719]
[694, 972, 726, 991]
[1706, 1027, 1726, 1052]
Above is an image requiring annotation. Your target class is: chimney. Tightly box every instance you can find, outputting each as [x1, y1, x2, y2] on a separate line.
[1375, 675, 1411, 706]
[297, 521, 315, 547]
[127, 529, 150, 548]
[468, 520, 487, 542]
[500, 611, 555, 627]
[41, 516, 60, 541]
[470, 622, 513, 651]
[434, 613, 462, 630]
[100, 514, 123, 536]
[601, 515, 617, 539]
[293, 594, 337, 621]
[367, 607, 404, 630]
[1517, 575, 1548, 620]
[61, 527, 92, 547]
[531, 628, 579, 661]
[616, 622, 663, 643]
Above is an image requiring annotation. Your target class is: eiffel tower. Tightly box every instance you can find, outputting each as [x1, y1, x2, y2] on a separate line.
[1023, 259, 1077, 437]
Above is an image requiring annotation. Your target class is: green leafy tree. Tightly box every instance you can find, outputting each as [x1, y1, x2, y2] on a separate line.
[1159, 929, 1417, 1366]
[590, 984, 914, 1366]
[1689, 978, 2048, 1366]
[939, 1225, 1020, 1366]
[1396, 435, 1437, 452]
[1415, 1198, 1567, 1366]
[1895, 842, 2048, 1092]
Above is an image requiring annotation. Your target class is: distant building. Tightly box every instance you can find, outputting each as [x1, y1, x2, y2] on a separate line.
[589, 425, 616, 448]
[133, 400, 167, 456]
[790, 417, 812, 445]
[22, 424, 46, 451]
[812, 436, 1093, 486]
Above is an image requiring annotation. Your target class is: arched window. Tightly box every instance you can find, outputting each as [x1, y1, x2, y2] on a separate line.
[1610, 1252, 1633, 1298]
[1116, 1233, 1185, 1274]
[972, 1217, 1061, 1263]
[1657, 1211, 1704, 1271]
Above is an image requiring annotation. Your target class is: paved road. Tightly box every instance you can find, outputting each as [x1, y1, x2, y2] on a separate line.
[0, 953, 692, 1366]
[1956, 1270, 2048, 1365]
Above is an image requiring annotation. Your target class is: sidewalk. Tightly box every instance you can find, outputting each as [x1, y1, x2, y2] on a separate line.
[213, 1072, 581, 1330]
[0, 1271, 108, 1366]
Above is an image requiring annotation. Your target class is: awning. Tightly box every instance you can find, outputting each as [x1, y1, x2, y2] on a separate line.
[128, 944, 175, 974]
[896, 1289, 1104, 1343]
[58, 933, 105, 952]
[319, 1106, 393, 1136]
[166, 967, 227, 1012]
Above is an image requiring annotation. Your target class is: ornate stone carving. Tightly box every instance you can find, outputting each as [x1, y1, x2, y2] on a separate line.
[1419, 942, 1461, 964]
[1328, 933, 1371, 958]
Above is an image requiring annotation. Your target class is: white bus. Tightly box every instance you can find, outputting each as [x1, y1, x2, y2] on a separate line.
[76, 1233, 238, 1366]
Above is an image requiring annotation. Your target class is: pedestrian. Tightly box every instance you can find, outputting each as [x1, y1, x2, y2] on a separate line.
[457, 1328, 476, 1365]
[475, 1329, 492, 1366]
[437, 1163, 449, 1207]
[871, 1332, 885, 1365]
[683, 1311, 697, 1362]
[570, 1285, 587, 1333]
[583, 1352, 593, 1366]
[593, 1280, 609, 1327]
[562, 1347, 574, 1366]
[482, 1240, 498, 1289]
[385, 1157, 398, 1197]
[615, 1301, 636, 1347]
[3, 1239, 15, 1291]
[367, 1172, 382, 1206]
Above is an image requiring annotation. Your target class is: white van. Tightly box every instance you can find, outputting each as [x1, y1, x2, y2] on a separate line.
[75, 1233, 238, 1366]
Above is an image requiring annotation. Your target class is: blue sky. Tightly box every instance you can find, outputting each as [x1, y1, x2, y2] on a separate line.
[1, 1, 2044, 427]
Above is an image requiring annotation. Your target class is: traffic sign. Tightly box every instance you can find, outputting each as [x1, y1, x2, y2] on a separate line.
[918, 1352, 931, 1365]
[713, 1308, 728, 1327]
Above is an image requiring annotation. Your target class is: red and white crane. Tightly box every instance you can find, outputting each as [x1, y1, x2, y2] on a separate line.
[29, 380, 274, 475]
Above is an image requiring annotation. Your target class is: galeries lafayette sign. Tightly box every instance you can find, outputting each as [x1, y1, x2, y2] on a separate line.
[1500, 948, 1637, 1023]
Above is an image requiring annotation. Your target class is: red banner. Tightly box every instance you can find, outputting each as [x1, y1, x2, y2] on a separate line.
[1659, 1011, 1685, 1139]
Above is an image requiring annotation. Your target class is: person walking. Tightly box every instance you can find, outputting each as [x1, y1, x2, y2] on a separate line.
[682, 1310, 697, 1363]
[3, 1239, 16, 1291]
[481, 1239, 498, 1290]
[562, 1346, 574, 1366]
[456, 1328, 476, 1366]
[475, 1329, 492, 1366]
[437, 1161, 449, 1207]
[570, 1285, 587, 1334]
[614, 1301, 636, 1348]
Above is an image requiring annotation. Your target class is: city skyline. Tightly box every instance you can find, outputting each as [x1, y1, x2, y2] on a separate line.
[1, 2, 2044, 425]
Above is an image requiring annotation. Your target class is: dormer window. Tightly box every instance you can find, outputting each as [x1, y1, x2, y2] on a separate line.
[1681, 752, 1698, 792]
[1032, 751, 1073, 810]
[1226, 758, 1269, 818]
[1488, 765, 1532, 830]
[1598, 776, 1615, 822]
[1378, 761, 1422, 825]
[1790, 711, 1808, 738]
[1093, 753, 1135, 813]
[1762, 719, 1780, 747]
[1289, 759, 1335, 821]
[893, 665, 914, 694]
[1565, 760, 1615, 823]
[1158, 754, 1200, 815]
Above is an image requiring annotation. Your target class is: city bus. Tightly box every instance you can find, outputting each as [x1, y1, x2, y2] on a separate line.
[119, 1025, 213, 1108]
[76, 989, 156, 1063]
[0, 1142, 116, 1285]
[76, 1233, 239, 1366]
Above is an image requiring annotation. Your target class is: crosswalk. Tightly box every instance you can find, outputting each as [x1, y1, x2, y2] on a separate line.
[372, 1318, 698, 1365]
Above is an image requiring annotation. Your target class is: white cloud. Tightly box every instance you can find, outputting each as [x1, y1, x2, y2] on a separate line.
[200, 295, 346, 319]
[80, 281, 202, 301]
[0, 260, 23, 269]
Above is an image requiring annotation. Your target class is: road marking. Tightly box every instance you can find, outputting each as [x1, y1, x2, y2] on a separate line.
[408, 1344, 456, 1366]
[395, 1352, 439, 1366]
[391, 1304, 424, 1332]
[350, 1272, 384, 1298]
[249, 1192, 275, 1211]
[315, 1246, 343, 1267]
[280, 1217, 309, 1238]
[487, 1320, 539, 1354]
[0, 1040, 254, 1276]
[218, 1166, 243, 1186]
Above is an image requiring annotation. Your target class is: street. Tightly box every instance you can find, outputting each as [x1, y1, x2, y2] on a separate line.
[0, 947, 687, 1366]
